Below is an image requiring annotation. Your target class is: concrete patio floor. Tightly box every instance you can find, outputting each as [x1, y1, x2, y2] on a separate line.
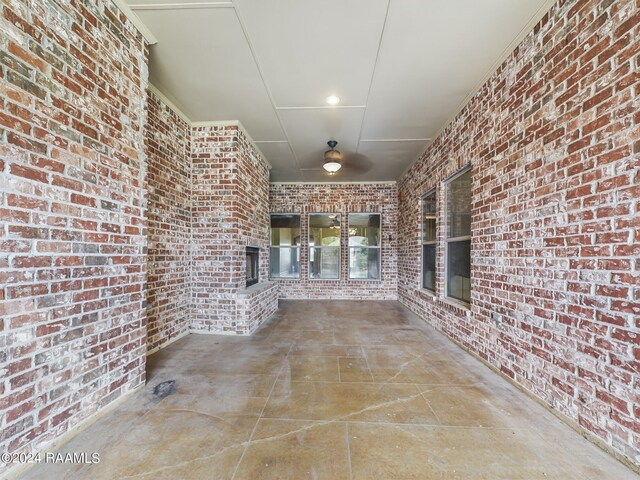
[22, 301, 639, 479]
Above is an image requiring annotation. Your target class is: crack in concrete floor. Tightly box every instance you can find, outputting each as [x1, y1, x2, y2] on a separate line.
[20, 301, 640, 480]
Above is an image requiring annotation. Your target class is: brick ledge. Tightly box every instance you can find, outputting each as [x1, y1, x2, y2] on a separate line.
[235, 281, 277, 298]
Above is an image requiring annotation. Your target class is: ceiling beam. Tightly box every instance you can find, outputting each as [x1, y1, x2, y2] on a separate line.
[231, 0, 304, 175]
[276, 105, 367, 111]
[354, 0, 391, 156]
[360, 138, 431, 143]
[128, 2, 233, 11]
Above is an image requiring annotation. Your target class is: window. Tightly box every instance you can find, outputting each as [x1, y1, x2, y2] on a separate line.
[445, 166, 471, 304]
[349, 213, 381, 280]
[270, 214, 300, 279]
[421, 190, 436, 291]
[309, 213, 340, 279]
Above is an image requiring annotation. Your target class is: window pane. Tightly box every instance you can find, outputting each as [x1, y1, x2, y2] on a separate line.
[309, 214, 341, 246]
[309, 246, 340, 279]
[446, 169, 471, 238]
[270, 247, 300, 279]
[447, 239, 470, 303]
[348, 214, 380, 246]
[271, 214, 300, 246]
[422, 244, 436, 291]
[422, 191, 436, 243]
[349, 247, 380, 279]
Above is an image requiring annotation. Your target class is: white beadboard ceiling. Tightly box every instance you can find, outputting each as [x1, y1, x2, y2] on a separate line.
[126, 0, 555, 182]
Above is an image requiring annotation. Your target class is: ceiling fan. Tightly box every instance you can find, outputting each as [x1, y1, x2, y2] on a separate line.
[322, 140, 342, 175]
[300, 140, 366, 176]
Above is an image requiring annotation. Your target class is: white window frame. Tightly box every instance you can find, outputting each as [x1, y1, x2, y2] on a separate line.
[269, 213, 301, 280]
[348, 213, 382, 281]
[308, 213, 341, 280]
[421, 189, 437, 292]
[444, 165, 472, 305]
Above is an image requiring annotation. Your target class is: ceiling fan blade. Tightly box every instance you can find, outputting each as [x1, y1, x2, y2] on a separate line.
[299, 145, 369, 175]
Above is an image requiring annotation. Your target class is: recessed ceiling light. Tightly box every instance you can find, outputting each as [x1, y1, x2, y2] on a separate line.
[325, 95, 340, 105]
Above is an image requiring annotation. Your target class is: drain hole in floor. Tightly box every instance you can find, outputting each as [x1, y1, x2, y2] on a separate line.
[153, 380, 176, 399]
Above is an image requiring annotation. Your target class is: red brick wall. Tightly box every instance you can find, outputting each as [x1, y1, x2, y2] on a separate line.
[145, 91, 190, 351]
[191, 124, 272, 333]
[233, 129, 275, 334]
[236, 282, 279, 334]
[236, 131, 271, 285]
[0, 0, 148, 473]
[269, 183, 398, 300]
[398, 0, 639, 466]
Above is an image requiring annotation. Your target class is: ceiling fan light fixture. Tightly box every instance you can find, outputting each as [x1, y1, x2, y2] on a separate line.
[323, 159, 341, 174]
[323, 140, 342, 174]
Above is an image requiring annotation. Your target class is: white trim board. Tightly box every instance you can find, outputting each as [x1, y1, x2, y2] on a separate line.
[129, 2, 234, 10]
[148, 83, 192, 125]
[230, 0, 303, 173]
[353, 0, 391, 159]
[192, 120, 272, 169]
[275, 105, 367, 111]
[360, 138, 431, 142]
[270, 181, 397, 185]
[112, 0, 158, 44]
[148, 85, 272, 169]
